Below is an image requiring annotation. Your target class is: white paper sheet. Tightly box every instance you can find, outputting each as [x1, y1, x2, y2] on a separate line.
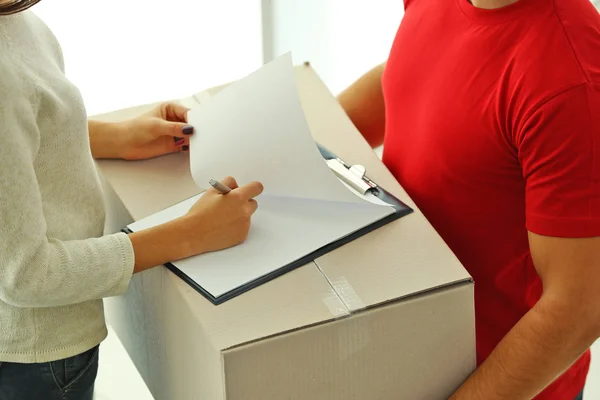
[128, 193, 393, 298]
[188, 53, 367, 204]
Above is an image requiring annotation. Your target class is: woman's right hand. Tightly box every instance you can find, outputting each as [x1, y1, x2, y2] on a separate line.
[180, 176, 264, 256]
[128, 176, 263, 273]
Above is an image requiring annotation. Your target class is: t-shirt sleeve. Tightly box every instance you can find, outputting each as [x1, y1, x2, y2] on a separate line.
[517, 83, 600, 238]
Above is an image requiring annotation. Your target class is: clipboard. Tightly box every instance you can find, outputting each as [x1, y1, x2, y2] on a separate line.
[123, 143, 412, 305]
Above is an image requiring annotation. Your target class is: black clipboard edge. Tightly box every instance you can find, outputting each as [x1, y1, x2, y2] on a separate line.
[122, 192, 412, 305]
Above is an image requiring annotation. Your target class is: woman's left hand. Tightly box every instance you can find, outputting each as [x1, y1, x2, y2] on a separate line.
[117, 102, 195, 160]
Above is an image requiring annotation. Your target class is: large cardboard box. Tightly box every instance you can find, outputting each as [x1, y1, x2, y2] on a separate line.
[96, 63, 476, 400]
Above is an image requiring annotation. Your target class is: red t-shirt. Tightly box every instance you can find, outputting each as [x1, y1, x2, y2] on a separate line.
[382, 0, 600, 398]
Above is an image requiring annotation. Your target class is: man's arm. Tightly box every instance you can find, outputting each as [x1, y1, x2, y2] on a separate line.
[450, 233, 600, 399]
[451, 83, 600, 399]
[337, 62, 387, 148]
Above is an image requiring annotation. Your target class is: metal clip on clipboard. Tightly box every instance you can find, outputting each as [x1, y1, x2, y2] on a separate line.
[317, 142, 413, 216]
[317, 143, 384, 196]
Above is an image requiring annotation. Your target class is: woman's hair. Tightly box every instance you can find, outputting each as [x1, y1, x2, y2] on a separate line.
[0, 0, 42, 15]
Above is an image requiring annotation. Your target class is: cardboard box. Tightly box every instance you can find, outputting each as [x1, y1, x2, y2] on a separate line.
[96, 63, 476, 400]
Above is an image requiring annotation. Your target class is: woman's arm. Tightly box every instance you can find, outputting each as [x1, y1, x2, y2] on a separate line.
[0, 105, 134, 307]
[1, 99, 262, 308]
[128, 176, 263, 274]
[88, 120, 124, 159]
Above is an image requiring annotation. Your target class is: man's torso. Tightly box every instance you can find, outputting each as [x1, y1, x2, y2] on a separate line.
[382, 0, 600, 397]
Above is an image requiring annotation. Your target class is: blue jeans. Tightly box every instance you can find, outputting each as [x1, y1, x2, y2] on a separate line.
[0, 345, 99, 400]
[575, 391, 584, 400]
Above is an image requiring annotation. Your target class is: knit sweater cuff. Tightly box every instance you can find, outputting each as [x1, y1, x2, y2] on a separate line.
[106, 232, 135, 297]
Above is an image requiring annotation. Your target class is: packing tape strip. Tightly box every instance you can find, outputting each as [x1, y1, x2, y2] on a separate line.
[322, 292, 351, 319]
[333, 277, 370, 361]
[336, 316, 371, 361]
[314, 259, 367, 313]
[331, 277, 367, 312]
[321, 276, 370, 361]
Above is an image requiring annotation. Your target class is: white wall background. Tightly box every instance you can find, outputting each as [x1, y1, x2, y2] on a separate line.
[263, 0, 404, 94]
[32, 0, 263, 116]
[32, 0, 402, 115]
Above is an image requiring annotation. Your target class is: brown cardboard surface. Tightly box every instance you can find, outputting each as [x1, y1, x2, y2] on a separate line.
[166, 261, 350, 352]
[223, 282, 475, 400]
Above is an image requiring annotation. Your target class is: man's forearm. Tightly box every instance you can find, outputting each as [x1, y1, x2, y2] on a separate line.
[451, 295, 598, 399]
[88, 120, 125, 159]
[338, 62, 387, 148]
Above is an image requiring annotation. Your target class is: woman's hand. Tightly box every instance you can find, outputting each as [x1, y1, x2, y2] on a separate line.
[89, 102, 195, 160]
[117, 102, 195, 160]
[181, 176, 264, 255]
[128, 176, 264, 273]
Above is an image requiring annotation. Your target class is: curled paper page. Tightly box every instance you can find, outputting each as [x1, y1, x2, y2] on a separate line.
[188, 53, 368, 204]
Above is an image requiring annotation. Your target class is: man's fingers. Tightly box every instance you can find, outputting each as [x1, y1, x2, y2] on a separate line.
[236, 181, 264, 199]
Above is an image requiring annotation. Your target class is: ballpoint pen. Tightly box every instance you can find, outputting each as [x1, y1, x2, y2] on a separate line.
[209, 179, 232, 194]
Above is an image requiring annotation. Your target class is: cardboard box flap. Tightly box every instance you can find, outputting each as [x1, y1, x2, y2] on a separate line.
[221, 282, 476, 400]
[98, 153, 199, 221]
[313, 192, 471, 311]
[167, 262, 350, 352]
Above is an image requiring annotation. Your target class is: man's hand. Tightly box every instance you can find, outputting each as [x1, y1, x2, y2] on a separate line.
[450, 233, 600, 399]
[89, 102, 194, 160]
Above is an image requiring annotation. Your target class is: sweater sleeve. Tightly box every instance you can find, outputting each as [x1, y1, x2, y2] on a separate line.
[0, 83, 135, 308]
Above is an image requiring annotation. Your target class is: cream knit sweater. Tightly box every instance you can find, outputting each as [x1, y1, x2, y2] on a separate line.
[0, 11, 135, 363]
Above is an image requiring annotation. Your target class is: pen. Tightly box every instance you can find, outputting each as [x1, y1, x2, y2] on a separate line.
[209, 179, 232, 194]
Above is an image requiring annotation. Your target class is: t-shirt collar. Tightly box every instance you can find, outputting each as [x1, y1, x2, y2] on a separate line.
[456, 0, 549, 24]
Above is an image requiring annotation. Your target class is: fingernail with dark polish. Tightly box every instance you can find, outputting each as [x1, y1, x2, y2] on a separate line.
[182, 145, 189, 151]
[182, 126, 194, 135]
[174, 137, 184, 144]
